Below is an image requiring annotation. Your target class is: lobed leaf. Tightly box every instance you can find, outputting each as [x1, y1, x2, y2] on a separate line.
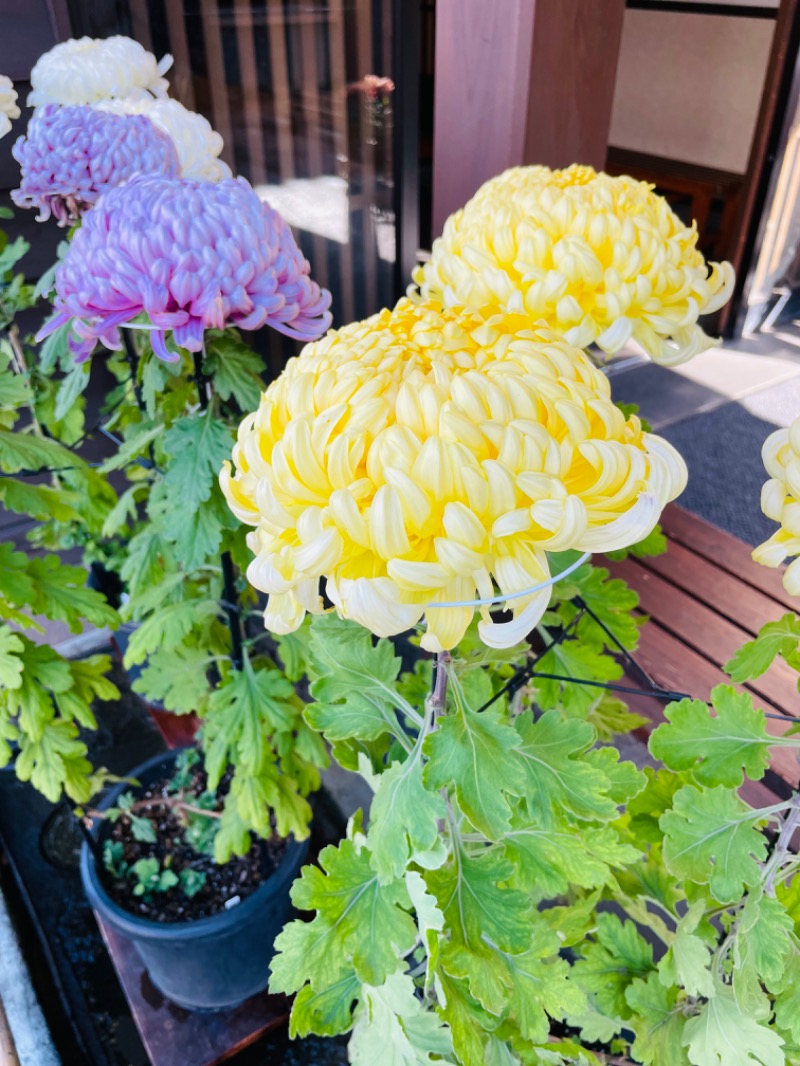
[271, 838, 417, 993]
[649, 686, 776, 787]
[661, 785, 774, 904]
[726, 614, 800, 684]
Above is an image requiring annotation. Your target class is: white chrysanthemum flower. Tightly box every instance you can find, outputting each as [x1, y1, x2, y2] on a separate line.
[753, 416, 800, 595]
[0, 75, 21, 139]
[95, 97, 231, 182]
[28, 36, 172, 108]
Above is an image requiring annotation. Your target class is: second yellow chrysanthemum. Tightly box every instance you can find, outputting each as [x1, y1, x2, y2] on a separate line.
[413, 164, 734, 367]
[222, 298, 687, 651]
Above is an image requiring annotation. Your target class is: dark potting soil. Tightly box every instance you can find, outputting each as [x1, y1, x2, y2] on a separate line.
[99, 764, 289, 923]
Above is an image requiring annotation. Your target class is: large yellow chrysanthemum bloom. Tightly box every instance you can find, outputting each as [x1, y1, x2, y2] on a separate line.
[221, 298, 687, 651]
[413, 165, 734, 367]
[753, 416, 800, 595]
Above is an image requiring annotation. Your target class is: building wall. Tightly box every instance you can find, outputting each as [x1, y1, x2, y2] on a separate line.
[609, 8, 774, 175]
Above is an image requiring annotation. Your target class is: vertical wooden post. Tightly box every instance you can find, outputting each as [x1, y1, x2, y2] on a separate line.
[128, 0, 153, 52]
[234, 0, 267, 184]
[432, 0, 625, 237]
[267, 0, 295, 182]
[199, 0, 235, 169]
[329, 0, 356, 324]
[164, 1, 196, 109]
[393, 0, 421, 297]
[522, 0, 626, 172]
[355, 0, 377, 315]
[721, 0, 800, 334]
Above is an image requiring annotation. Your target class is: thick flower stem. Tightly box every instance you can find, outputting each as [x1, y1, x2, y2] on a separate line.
[426, 651, 451, 725]
[764, 792, 800, 894]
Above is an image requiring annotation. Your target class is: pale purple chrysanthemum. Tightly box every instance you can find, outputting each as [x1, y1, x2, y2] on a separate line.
[37, 174, 333, 362]
[11, 104, 180, 225]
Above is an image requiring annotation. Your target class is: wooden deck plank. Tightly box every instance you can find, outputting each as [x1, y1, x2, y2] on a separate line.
[600, 506, 800, 801]
[606, 558, 800, 713]
[637, 539, 787, 637]
[95, 917, 289, 1066]
[661, 505, 796, 611]
[628, 618, 800, 786]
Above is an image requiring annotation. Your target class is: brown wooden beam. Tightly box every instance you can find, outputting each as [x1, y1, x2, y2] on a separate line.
[0, 994, 20, 1066]
[523, 0, 625, 171]
[432, 0, 625, 236]
[720, 0, 800, 334]
[164, 0, 196, 110]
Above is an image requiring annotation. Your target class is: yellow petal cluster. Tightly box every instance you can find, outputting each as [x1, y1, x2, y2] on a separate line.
[221, 298, 687, 651]
[413, 164, 734, 367]
[753, 416, 800, 595]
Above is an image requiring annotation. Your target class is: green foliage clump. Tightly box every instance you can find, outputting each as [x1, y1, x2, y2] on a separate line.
[0, 221, 323, 850]
[270, 605, 800, 1066]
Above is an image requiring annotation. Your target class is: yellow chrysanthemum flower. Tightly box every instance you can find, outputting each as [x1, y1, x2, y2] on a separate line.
[753, 416, 800, 595]
[412, 164, 734, 367]
[221, 298, 687, 651]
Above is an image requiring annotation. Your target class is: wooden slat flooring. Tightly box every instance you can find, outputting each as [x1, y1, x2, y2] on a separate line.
[95, 918, 289, 1066]
[604, 504, 800, 800]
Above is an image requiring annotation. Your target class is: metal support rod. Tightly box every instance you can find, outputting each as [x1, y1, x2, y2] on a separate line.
[221, 552, 244, 672]
[474, 608, 586, 714]
[120, 328, 147, 412]
[528, 672, 690, 703]
[573, 594, 662, 694]
[193, 349, 210, 412]
[192, 344, 244, 670]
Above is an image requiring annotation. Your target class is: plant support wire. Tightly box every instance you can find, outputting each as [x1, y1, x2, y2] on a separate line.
[477, 595, 692, 715]
[476, 591, 800, 723]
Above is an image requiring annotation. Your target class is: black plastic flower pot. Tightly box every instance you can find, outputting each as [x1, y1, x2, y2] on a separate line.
[80, 749, 309, 1011]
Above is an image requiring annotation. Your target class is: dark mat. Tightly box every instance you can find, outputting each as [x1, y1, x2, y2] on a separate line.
[662, 400, 787, 548]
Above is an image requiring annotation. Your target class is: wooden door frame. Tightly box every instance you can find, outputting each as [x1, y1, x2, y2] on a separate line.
[718, 0, 800, 334]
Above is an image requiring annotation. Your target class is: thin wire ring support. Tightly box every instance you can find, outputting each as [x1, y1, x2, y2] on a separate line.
[428, 552, 591, 610]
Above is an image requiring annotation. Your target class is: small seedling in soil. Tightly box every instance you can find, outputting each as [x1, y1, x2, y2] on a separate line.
[131, 858, 179, 898]
[179, 868, 207, 899]
[89, 750, 288, 923]
[105, 792, 158, 843]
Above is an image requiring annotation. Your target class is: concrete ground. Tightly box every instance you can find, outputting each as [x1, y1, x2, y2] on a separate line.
[0, 883, 60, 1066]
[609, 331, 800, 547]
